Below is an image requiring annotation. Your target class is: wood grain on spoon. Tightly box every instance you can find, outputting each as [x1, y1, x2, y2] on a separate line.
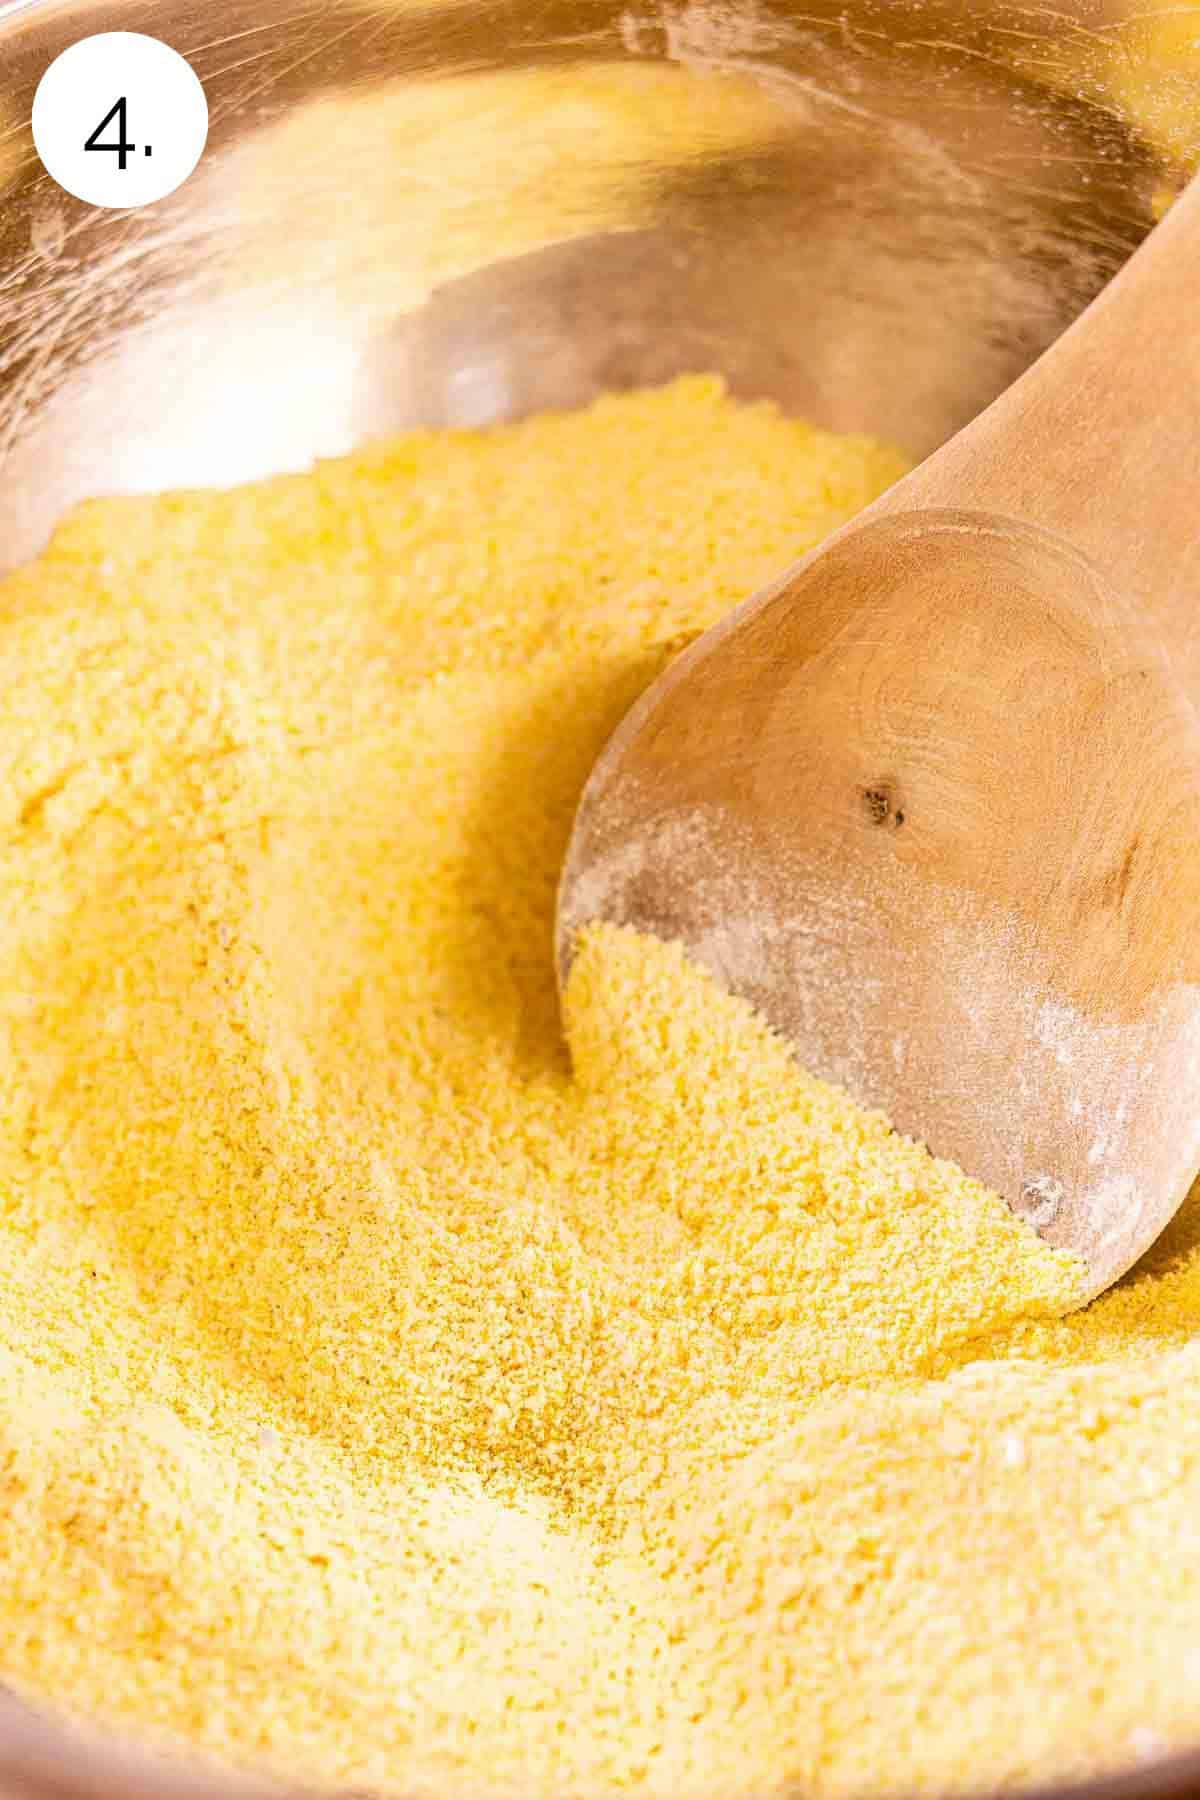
[558, 178, 1200, 1303]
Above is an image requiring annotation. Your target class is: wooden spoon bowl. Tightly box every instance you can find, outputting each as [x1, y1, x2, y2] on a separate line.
[559, 510, 1200, 1299]
[559, 179, 1200, 1299]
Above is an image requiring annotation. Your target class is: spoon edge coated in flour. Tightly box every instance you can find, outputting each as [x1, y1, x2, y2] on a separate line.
[558, 177, 1200, 1304]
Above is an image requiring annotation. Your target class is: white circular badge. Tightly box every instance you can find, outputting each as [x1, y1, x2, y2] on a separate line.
[32, 32, 208, 209]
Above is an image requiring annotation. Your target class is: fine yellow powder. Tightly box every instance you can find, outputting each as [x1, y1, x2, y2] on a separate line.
[1, 377, 1199, 1797]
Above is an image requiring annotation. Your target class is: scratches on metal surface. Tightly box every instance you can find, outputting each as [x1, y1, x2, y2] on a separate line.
[0, 195, 213, 462]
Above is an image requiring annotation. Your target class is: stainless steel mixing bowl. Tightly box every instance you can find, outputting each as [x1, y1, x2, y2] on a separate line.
[0, 0, 1198, 1795]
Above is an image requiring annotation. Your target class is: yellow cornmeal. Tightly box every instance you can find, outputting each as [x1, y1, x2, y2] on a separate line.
[0, 376, 1199, 1797]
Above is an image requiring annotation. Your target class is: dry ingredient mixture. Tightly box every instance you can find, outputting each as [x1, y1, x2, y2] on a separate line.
[1, 378, 1200, 1797]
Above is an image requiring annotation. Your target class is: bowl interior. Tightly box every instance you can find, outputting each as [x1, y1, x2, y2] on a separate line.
[0, 0, 1171, 574]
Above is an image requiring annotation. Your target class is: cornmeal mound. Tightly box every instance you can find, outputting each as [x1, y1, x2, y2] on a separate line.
[0, 379, 1198, 1798]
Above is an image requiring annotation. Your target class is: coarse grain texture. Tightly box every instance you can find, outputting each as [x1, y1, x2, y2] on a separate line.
[0, 377, 1194, 1799]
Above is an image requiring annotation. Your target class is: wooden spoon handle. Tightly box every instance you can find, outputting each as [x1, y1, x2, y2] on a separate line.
[887, 176, 1200, 692]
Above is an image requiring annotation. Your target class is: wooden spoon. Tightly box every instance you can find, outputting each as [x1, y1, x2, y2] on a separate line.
[558, 177, 1200, 1302]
